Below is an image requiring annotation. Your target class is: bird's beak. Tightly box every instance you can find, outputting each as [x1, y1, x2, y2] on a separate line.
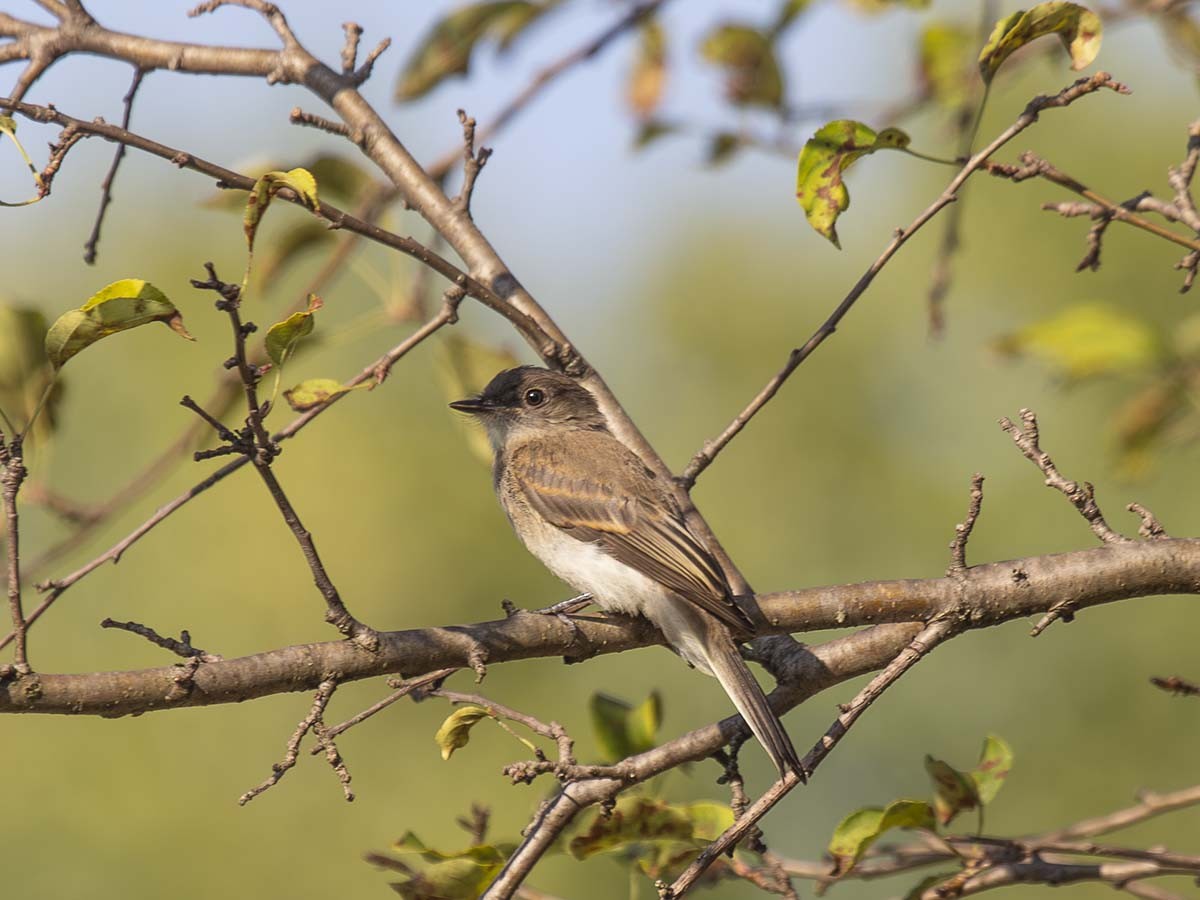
[448, 396, 489, 414]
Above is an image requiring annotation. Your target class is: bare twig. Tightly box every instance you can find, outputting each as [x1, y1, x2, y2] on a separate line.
[1000, 409, 1127, 548]
[0, 433, 29, 672]
[454, 109, 492, 216]
[289, 105, 352, 139]
[1150, 675, 1200, 697]
[314, 668, 458, 751]
[239, 678, 351, 804]
[680, 73, 1130, 488]
[1127, 502, 1169, 540]
[100, 617, 221, 662]
[83, 66, 145, 264]
[947, 473, 985, 575]
[37, 123, 84, 197]
[340, 21, 362, 74]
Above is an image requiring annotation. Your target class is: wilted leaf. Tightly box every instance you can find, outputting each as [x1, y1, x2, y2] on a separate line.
[627, 19, 667, 119]
[925, 756, 979, 826]
[435, 705, 494, 760]
[244, 167, 319, 255]
[0, 115, 44, 207]
[796, 120, 911, 247]
[397, 2, 550, 100]
[439, 333, 519, 463]
[920, 23, 975, 108]
[283, 377, 371, 412]
[970, 734, 1013, 805]
[979, 2, 1102, 84]
[568, 797, 734, 879]
[991, 303, 1157, 380]
[699, 24, 783, 109]
[590, 691, 661, 762]
[45, 279, 193, 370]
[264, 294, 323, 368]
[828, 800, 935, 875]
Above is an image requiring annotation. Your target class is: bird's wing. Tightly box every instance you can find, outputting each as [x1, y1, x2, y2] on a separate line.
[510, 436, 752, 633]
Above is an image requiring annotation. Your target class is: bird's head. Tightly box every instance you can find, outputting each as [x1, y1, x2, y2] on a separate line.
[449, 366, 607, 450]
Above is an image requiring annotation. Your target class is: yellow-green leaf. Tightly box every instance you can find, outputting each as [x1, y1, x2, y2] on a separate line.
[282, 377, 370, 412]
[568, 797, 734, 879]
[979, 2, 1102, 84]
[920, 23, 975, 108]
[45, 279, 193, 370]
[589, 691, 662, 762]
[0, 305, 57, 438]
[434, 705, 493, 760]
[991, 303, 1157, 380]
[970, 734, 1013, 805]
[627, 19, 666, 119]
[378, 832, 514, 900]
[828, 799, 936, 875]
[0, 115, 44, 207]
[925, 756, 979, 826]
[264, 294, 323, 368]
[244, 167, 320, 254]
[396, 2, 547, 100]
[699, 24, 783, 109]
[796, 120, 911, 247]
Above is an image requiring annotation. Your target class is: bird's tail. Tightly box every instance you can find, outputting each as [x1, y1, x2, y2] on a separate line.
[701, 625, 802, 777]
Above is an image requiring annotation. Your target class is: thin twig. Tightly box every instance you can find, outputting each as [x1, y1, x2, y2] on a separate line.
[680, 73, 1130, 488]
[100, 617, 221, 662]
[289, 105, 353, 139]
[454, 109, 492, 216]
[314, 667, 458, 751]
[1150, 676, 1200, 697]
[83, 66, 145, 264]
[0, 433, 29, 672]
[947, 473, 985, 575]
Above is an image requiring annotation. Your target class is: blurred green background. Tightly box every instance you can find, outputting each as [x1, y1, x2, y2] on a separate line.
[2, 1, 1199, 898]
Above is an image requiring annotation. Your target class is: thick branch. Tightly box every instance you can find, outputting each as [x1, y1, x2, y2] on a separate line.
[3, 537, 1197, 716]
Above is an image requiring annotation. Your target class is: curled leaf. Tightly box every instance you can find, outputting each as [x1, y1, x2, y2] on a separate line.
[796, 121, 911, 247]
[264, 294, 323, 368]
[434, 705, 493, 760]
[283, 378, 370, 412]
[0, 115, 44, 207]
[244, 167, 320, 254]
[45, 279, 193, 370]
[979, 2, 1102, 84]
[925, 756, 979, 826]
[828, 799, 936, 875]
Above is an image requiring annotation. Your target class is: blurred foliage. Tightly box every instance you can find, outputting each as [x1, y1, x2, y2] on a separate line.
[3, 1, 1200, 900]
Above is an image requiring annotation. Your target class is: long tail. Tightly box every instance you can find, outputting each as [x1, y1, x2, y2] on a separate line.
[701, 626, 802, 776]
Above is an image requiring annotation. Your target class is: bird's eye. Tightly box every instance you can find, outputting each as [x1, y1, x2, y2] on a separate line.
[524, 388, 546, 407]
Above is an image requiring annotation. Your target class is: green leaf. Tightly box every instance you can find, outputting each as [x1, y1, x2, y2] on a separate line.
[633, 120, 677, 150]
[0, 114, 44, 207]
[264, 294, 323, 368]
[699, 24, 783, 109]
[396, 2, 548, 100]
[627, 19, 667, 119]
[969, 734, 1013, 805]
[244, 167, 320, 255]
[706, 132, 743, 167]
[434, 705, 493, 760]
[379, 832, 514, 900]
[991, 303, 1158, 380]
[828, 799, 936, 875]
[979, 2, 1102, 84]
[919, 23, 975, 109]
[0, 305, 57, 437]
[205, 155, 367, 211]
[438, 333, 519, 464]
[568, 797, 735, 879]
[796, 121, 911, 247]
[589, 691, 661, 762]
[283, 377, 370, 412]
[925, 756, 979, 826]
[45, 279, 194, 371]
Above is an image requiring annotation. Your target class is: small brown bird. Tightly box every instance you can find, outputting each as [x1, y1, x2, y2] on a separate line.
[450, 366, 800, 774]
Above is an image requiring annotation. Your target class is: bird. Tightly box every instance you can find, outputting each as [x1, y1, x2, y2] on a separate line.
[449, 365, 800, 775]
